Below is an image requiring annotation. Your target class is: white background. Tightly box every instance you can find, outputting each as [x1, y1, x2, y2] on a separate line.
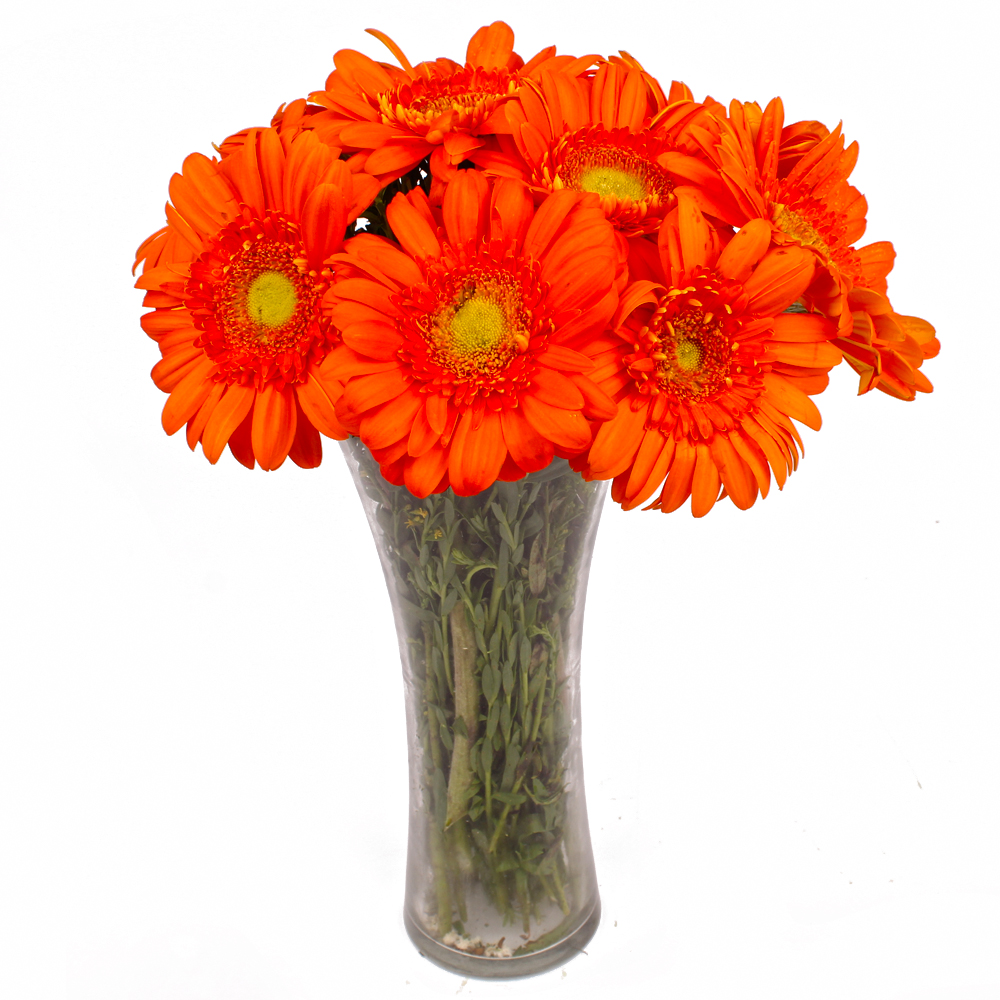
[3, 1, 998, 997]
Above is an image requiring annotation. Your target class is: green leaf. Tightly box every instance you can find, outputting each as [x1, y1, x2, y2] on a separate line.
[528, 535, 546, 595]
[486, 700, 500, 741]
[439, 723, 453, 753]
[482, 663, 500, 704]
[501, 745, 521, 791]
[398, 596, 435, 624]
[500, 701, 511, 745]
[521, 511, 544, 538]
[492, 790, 527, 807]
[480, 736, 494, 775]
[495, 541, 509, 591]
[501, 659, 514, 698]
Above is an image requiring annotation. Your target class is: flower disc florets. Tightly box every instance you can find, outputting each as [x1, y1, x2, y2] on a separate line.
[625, 270, 765, 437]
[186, 211, 332, 391]
[396, 246, 552, 409]
[771, 185, 862, 285]
[545, 127, 675, 234]
[379, 67, 519, 139]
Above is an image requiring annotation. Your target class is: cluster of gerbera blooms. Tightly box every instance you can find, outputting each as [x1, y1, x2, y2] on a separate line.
[135, 22, 937, 516]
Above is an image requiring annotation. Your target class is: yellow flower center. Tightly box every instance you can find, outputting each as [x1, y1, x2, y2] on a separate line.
[380, 69, 518, 135]
[651, 303, 731, 401]
[773, 206, 830, 256]
[577, 165, 648, 201]
[216, 238, 313, 353]
[246, 270, 298, 329]
[427, 275, 529, 380]
[450, 297, 508, 355]
[559, 137, 671, 208]
[674, 337, 704, 372]
[408, 91, 491, 118]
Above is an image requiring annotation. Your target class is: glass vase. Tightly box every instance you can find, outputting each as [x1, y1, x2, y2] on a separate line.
[341, 437, 605, 978]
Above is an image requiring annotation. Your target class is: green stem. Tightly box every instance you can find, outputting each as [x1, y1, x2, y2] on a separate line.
[422, 626, 451, 933]
[429, 820, 453, 935]
[445, 603, 478, 828]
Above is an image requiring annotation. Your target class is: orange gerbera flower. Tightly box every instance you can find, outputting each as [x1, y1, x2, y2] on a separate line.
[321, 172, 623, 496]
[713, 98, 882, 317]
[134, 126, 379, 470]
[476, 60, 722, 236]
[574, 198, 842, 516]
[712, 98, 938, 400]
[837, 286, 939, 400]
[306, 22, 594, 189]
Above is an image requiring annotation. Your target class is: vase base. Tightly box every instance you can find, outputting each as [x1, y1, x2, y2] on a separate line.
[403, 897, 601, 980]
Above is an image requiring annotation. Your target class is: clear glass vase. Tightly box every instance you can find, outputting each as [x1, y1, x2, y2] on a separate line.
[341, 437, 605, 978]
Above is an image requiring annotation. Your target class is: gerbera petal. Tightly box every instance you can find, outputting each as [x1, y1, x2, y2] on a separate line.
[283, 131, 338, 220]
[386, 191, 442, 260]
[359, 394, 422, 450]
[743, 246, 815, 315]
[535, 343, 595, 372]
[709, 433, 756, 510]
[341, 320, 404, 360]
[520, 395, 592, 453]
[251, 383, 297, 471]
[716, 218, 771, 282]
[425, 394, 450, 436]
[449, 410, 507, 495]
[332, 47, 395, 95]
[529, 368, 585, 409]
[152, 345, 203, 392]
[295, 373, 348, 441]
[500, 407, 554, 473]
[339, 122, 398, 148]
[569, 374, 618, 421]
[186, 380, 226, 451]
[523, 189, 579, 261]
[404, 445, 450, 498]
[676, 192, 713, 273]
[407, 403, 439, 458]
[466, 21, 516, 71]
[490, 178, 534, 245]
[288, 405, 323, 469]
[729, 428, 771, 499]
[342, 233, 424, 287]
[161, 358, 216, 435]
[221, 133, 266, 216]
[258, 126, 286, 213]
[443, 169, 490, 248]
[622, 430, 674, 510]
[332, 277, 398, 313]
[585, 400, 647, 478]
[227, 410, 256, 469]
[337, 368, 410, 423]
[691, 442, 723, 517]
[201, 384, 256, 464]
[301, 182, 348, 268]
[761, 372, 822, 430]
[657, 440, 697, 513]
[367, 141, 434, 176]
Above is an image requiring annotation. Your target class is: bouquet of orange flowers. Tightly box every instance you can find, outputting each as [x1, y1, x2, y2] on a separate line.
[135, 21, 937, 974]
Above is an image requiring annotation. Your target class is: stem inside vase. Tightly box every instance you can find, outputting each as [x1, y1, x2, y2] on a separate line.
[341, 438, 604, 976]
